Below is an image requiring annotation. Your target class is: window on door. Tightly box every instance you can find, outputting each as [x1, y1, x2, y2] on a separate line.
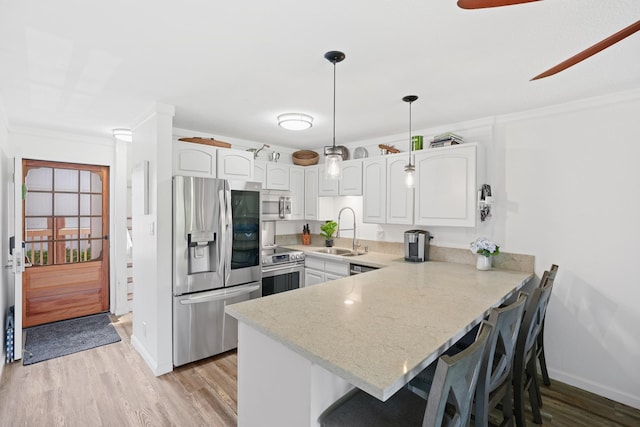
[24, 161, 106, 266]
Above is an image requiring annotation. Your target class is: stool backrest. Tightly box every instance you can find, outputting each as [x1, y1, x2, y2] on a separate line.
[516, 273, 554, 367]
[423, 321, 493, 427]
[474, 292, 528, 426]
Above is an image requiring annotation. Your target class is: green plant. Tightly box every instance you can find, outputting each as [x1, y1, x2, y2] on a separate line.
[319, 220, 338, 241]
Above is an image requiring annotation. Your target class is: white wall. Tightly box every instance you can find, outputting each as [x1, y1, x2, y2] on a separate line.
[130, 104, 174, 376]
[492, 92, 640, 409]
[0, 103, 9, 376]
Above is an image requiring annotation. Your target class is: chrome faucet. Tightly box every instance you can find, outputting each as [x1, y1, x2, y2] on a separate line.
[337, 207, 358, 253]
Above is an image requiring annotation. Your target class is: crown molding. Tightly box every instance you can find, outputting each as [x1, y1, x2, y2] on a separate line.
[495, 87, 640, 125]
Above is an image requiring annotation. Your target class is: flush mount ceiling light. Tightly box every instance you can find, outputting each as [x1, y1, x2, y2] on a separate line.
[403, 95, 418, 188]
[112, 128, 132, 142]
[277, 113, 313, 130]
[324, 50, 346, 180]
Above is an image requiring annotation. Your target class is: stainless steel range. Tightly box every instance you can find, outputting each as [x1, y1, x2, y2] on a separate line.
[261, 247, 305, 296]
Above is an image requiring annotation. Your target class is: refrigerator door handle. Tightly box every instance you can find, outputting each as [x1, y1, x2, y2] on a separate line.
[224, 185, 232, 284]
[179, 284, 260, 305]
[219, 189, 226, 281]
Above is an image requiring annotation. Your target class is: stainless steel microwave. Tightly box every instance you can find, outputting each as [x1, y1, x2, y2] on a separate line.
[261, 190, 292, 220]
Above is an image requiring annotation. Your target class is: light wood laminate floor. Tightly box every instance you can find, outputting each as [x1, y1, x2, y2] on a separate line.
[0, 313, 638, 426]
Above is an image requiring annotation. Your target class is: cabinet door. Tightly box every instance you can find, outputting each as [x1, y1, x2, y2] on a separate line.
[304, 167, 319, 220]
[254, 161, 267, 188]
[172, 141, 217, 178]
[339, 160, 363, 196]
[325, 272, 344, 281]
[324, 259, 349, 277]
[414, 144, 476, 227]
[266, 163, 290, 190]
[217, 149, 254, 180]
[289, 166, 305, 220]
[386, 156, 414, 225]
[318, 165, 339, 196]
[363, 158, 386, 223]
[304, 268, 325, 287]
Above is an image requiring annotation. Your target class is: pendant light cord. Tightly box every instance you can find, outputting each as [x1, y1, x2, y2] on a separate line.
[332, 61, 336, 149]
[408, 100, 412, 167]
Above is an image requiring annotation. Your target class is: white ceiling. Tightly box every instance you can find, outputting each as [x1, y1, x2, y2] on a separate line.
[1, 0, 639, 148]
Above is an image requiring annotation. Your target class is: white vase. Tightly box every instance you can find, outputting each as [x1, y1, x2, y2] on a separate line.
[476, 255, 492, 271]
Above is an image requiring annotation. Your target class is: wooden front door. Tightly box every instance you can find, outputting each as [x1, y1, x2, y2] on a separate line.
[22, 160, 110, 327]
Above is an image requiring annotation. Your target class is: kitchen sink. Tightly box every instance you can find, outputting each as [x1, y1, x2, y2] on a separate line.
[313, 248, 352, 255]
[341, 252, 365, 257]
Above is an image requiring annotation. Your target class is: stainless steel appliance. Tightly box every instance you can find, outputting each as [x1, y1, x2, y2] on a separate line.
[404, 230, 432, 262]
[350, 263, 378, 275]
[173, 176, 262, 366]
[261, 248, 305, 296]
[261, 190, 292, 220]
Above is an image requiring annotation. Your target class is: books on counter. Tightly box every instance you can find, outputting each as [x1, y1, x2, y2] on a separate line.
[429, 132, 464, 148]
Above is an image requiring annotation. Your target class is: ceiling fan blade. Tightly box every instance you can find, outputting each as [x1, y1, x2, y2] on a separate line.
[532, 19, 640, 80]
[457, 0, 541, 9]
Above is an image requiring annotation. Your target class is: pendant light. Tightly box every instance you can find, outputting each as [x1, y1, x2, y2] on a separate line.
[324, 51, 345, 180]
[403, 95, 418, 188]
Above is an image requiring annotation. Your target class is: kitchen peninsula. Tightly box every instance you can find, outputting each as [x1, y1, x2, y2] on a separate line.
[226, 253, 532, 427]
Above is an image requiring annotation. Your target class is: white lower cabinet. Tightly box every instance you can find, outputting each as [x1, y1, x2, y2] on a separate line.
[304, 255, 349, 287]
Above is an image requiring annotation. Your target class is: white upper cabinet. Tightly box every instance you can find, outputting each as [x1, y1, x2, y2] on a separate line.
[318, 165, 339, 196]
[414, 144, 477, 227]
[266, 163, 290, 190]
[339, 160, 363, 196]
[362, 157, 387, 223]
[304, 166, 319, 220]
[217, 149, 254, 180]
[386, 155, 414, 225]
[254, 161, 267, 188]
[289, 165, 305, 220]
[172, 141, 217, 178]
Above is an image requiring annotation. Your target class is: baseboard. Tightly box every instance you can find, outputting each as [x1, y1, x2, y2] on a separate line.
[548, 367, 640, 410]
[130, 334, 173, 377]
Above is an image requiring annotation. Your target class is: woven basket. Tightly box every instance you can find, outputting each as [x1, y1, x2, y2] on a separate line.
[292, 150, 319, 166]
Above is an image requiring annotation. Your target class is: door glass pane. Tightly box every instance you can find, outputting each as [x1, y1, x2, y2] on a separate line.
[25, 167, 52, 191]
[55, 217, 79, 240]
[54, 193, 78, 216]
[54, 169, 78, 192]
[25, 218, 52, 242]
[26, 241, 50, 265]
[80, 170, 91, 192]
[81, 239, 103, 261]
[89, 217, 102, 239]
[26, 192, 52, 216]
[91, 172, 102, 193]
[230, 190, 260, 269]
[63, 239, 79, 263]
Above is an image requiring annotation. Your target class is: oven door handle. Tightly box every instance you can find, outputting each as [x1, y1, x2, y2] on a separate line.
[262, 264, 305, 278]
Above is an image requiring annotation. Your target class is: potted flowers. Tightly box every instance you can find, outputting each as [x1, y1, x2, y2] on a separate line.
[320, 220, 338, 247]
[470, 237, 500, 270]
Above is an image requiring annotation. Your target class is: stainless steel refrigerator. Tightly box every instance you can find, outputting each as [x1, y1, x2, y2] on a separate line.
[173, 176, 262, 366]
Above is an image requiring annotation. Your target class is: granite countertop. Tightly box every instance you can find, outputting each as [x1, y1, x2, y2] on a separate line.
[226, 251, 532, 401]
[283, 244, 399, 268]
